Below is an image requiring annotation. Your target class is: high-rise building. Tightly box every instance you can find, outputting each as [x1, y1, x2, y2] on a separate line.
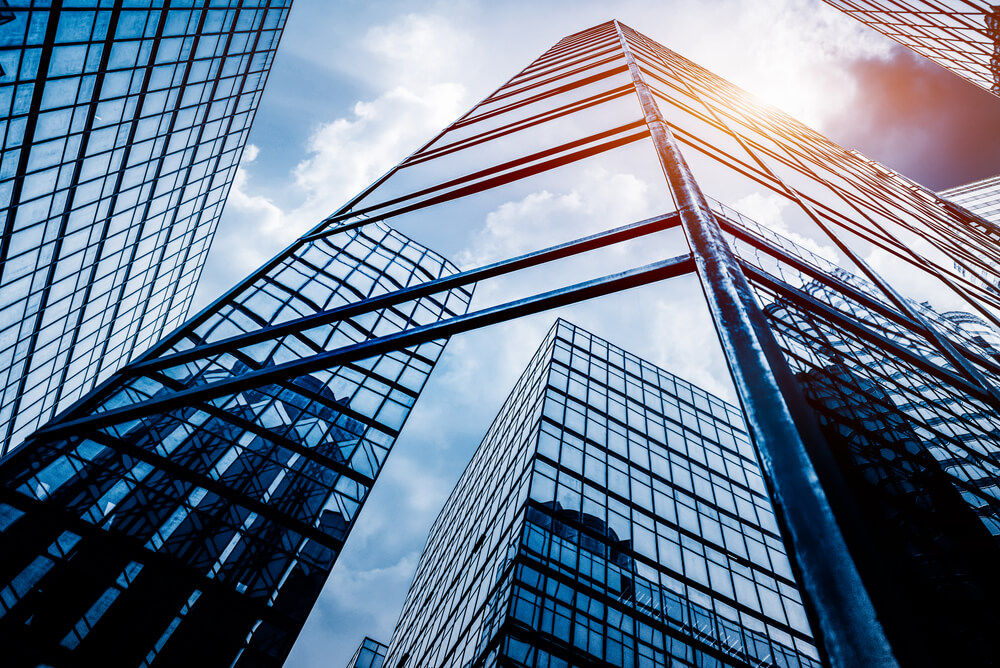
[941, 173, 1000, 224]
[346, 637, 388, 668]
[387, 320, 820, 668]
[822, 0, 1000, 96]
[4, 17, 1000, 667]
[0, 221, 471, 666]
[763, 267, 1000, 666]
[355, 20, 1000, 665]
[0, 2, 292, 454]
[938, 174, 1000, 290]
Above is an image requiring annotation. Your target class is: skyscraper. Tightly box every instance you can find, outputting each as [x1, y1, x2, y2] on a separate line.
[822, 0, 1000, 96]
[4, 17, 1000, 667]
[0, 2, 292, 454]
[0, 221, 471, 666]
[387, 320, 820, 668]
[938, 174, 1000, 290]
[346, 637, 388, 668]
[941, 173, 1000, 225]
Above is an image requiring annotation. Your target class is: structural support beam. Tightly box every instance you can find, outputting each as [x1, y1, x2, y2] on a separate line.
[33, 254, 695, 439]
[125, 212, 682, 377]
[612, 20, 899, 668]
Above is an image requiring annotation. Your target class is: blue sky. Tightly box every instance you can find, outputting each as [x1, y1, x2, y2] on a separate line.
[188, 2, 1000, 666]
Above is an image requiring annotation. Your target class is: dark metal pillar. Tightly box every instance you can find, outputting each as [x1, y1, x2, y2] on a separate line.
[612, 21, 898, 668]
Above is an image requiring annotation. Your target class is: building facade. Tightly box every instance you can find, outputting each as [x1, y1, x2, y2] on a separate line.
[386, 321, 820, 668]
[822, 0, 1000, 96]
[0, 1, 292, 454]
[346, 637, 388, 668]
[941, 173, 1000, 225]
[0, 221, 471, 666]
[937, 172, 1000, 291]
[762, 266, 1000, 666]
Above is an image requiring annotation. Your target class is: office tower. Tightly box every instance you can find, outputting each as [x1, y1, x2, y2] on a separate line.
[938, 174, 1000, 290]
[387, 320, 820, 668]
[0, 2, 292, 454]
[764, 267, 1000, 666]
[337, 20, 1000, 664]
[346, 637, 388, 668]
[0, 221, 471, 666]
[822, 0, 1000, 96]
[941, 173, 1000, 224]
[4, 18, 1000, 666]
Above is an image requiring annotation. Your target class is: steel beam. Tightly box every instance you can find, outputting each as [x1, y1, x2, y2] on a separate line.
[124, 212, 682, 377]
[613, 20, 899, 668]
[32, 254, 695, 440]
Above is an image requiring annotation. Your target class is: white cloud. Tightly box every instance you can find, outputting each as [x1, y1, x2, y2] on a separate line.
[677, 0, 894, 128]
[457, 167, 651, 268]
[292, 82, 466, 219]
[194, 17, 469, 310]
[363, 14, 475, 88]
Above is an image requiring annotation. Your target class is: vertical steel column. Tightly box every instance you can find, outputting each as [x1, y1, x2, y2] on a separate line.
[612, 21, 897, 668]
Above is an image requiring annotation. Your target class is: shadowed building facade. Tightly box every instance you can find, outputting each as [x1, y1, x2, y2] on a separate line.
[0, 1, 292, 454]
[0, 222, 471, 666]
[386, 321, 820, 668]
[764, 270, 1000, 667]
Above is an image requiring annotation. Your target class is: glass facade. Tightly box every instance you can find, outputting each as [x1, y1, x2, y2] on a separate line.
[0, 1, 291, 454]
[940, 174, 1000, 290]
[315, 20, 1000, 665]
[941, 173, 1000, 227]
[0, 221, 471, 666]
[823, 0, 1000, 96]
[762, 270, 1000, 665]
[346, 637, 388, 668]
[386, 320, 820, 668]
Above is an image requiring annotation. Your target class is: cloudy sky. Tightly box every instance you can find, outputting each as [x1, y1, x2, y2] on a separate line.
[188, 1, 1000, 665]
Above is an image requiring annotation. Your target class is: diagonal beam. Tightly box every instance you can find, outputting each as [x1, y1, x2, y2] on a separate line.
[614, 20, 899, 668]
[122, 212, 683, 377]
[308, 122, 649, 238]
[32, 254, 696, 440]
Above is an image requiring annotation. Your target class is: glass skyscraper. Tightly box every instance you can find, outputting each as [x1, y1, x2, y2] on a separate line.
[941, 173, 1000, 225]
[4, 15, 1000, 666]
[822, 0, 1000, 96]
[0, 1, 292, 454]
[387, 320, 820, 668]
[346, 637, 388, 668]
[0, 221, 471, 666]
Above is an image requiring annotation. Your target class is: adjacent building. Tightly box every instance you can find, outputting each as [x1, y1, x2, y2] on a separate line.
[0, 1, 292, 454]
[941, 173, 1000, 223]
[762, 268, 1000, 667]
[937, 174, 1000, 291]
[386, 320, 820, 668]
[346, 637, 388, 668]
[822, 0, 1000, 96]
[0, 221, 472, 666]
